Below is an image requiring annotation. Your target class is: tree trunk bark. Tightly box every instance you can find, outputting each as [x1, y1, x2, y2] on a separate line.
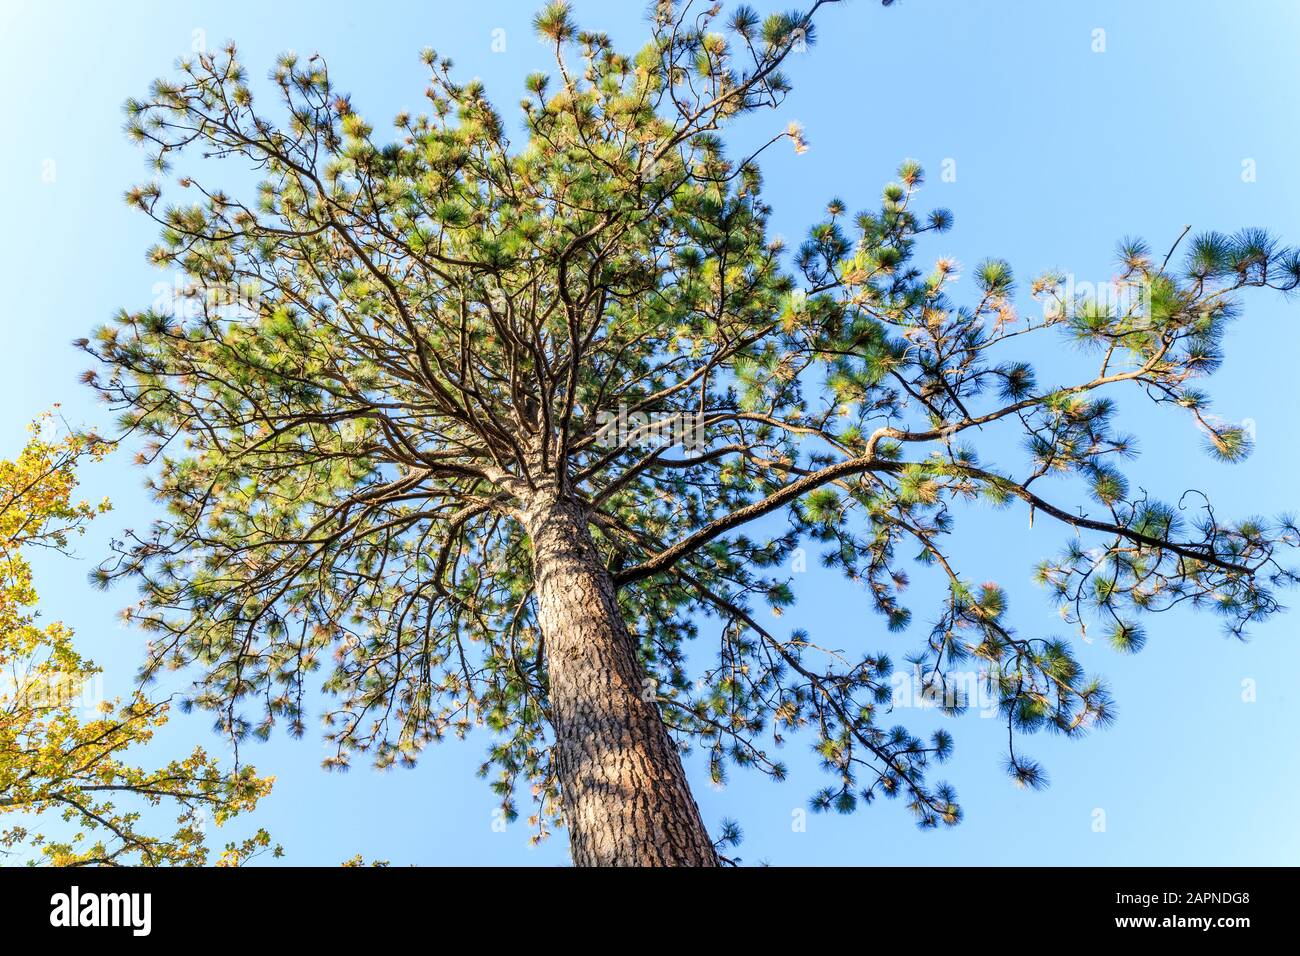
[525, 493, 717, 866]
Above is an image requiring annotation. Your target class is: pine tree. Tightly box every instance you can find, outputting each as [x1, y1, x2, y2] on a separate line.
[84, 1, 1300, 865]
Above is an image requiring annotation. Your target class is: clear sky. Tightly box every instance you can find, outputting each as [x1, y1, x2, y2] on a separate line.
[3, 0, 1299, 866]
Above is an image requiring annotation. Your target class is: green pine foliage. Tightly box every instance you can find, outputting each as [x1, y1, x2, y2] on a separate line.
[85, 0, 1300, 844]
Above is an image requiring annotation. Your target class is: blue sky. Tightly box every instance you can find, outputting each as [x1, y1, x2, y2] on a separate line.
[3, 0, 1299, 865]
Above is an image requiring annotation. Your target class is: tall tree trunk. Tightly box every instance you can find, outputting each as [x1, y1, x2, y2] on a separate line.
[525, 493, 717, 866]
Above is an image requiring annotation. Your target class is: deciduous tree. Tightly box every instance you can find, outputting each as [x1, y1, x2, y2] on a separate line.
[0, 414, 273, 866]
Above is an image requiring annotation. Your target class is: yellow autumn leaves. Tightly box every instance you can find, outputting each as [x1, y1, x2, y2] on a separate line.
[0, 413, 276, 866]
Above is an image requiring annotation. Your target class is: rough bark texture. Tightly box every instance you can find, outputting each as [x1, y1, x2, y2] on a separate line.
[525, 493, 718, 867]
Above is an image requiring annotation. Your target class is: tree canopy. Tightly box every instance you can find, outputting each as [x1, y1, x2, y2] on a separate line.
[83, 0, 1300, 845]
[0, 414, 274, 865]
